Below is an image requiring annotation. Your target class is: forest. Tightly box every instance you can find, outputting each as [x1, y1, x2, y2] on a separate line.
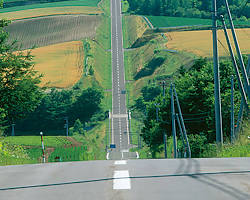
[127, 0, 250, 19]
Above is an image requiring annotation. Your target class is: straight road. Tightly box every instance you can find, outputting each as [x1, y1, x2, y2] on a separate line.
[0, 158, 249, 200]
[110, 0, 134, 159]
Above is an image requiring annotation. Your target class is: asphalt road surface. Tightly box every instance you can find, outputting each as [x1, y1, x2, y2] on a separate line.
[0, 158, 249, 200]
[110, 0, 133, 159]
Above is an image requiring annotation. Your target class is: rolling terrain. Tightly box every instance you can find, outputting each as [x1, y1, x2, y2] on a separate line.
[29, 41, 84, 88]
[165, 28, 250, 57]
[7, 15, 101, 50]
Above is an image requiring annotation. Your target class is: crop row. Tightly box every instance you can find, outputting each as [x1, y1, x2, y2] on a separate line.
[6, 15, 101, 50]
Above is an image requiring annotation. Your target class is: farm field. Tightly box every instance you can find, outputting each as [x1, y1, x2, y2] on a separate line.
[2, 136, 72, 147]
[146, 15, 250, 28]
[28, 41, 84, 88]
[165, 28, 250, 57]
[1, 0, 100, 13]
[0, 6, 102, 20]
[6, 15, 101, 50]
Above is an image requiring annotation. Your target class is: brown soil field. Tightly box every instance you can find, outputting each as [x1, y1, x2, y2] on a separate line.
[0, 6, 102, 20]
[165, 28, 250, 57]
[26, 41, 84, 88]
[6, 14, 101, 50]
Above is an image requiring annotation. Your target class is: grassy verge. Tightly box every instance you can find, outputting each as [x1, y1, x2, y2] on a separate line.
[122, 15, 148, 48]
[1, 136, 72, 147]
[73, 120, 108, 160]
[146, 15, 250, 28]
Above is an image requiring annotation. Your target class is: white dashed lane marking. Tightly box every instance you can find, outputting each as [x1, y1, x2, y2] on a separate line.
[113, 170, 131, 190]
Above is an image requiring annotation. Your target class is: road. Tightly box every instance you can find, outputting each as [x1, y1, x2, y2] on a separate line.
[0, 158, 249, 200]
[109, 0, 135, 159]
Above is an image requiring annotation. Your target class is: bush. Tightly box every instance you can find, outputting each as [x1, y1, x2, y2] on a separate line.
[188, 134, 207, 158]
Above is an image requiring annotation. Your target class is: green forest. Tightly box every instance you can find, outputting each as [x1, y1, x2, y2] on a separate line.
[132, 57, 249, 157]
[127, 0, 250, 19]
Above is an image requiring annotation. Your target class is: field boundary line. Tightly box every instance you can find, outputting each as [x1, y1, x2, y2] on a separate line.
[142, 16, 154, 29]
[13, 13, 102, 21]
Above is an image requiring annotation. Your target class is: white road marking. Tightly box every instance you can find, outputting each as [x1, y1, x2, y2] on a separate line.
[114, 160, 127, 165]
[106, 152, 110, 160]
[113, 170, 131, 190]
[136, 151, 139, 159]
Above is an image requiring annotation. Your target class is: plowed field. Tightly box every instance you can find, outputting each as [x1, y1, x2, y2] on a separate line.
[165, 28, 250, 57]
[27, 41, 84, 88]
[6, 14, 100, 50]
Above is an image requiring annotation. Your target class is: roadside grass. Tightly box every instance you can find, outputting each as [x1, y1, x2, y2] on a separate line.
[165, 29, 250, 57]
[217, 120, 250, 158]
[146, 15, 250, 28]
[0, 6, 102, 20]
[124, 35, 195, 105]
[48, 146, 88, 162]
[1, 136, 72, 147]
[73, 120, 108, 160]
[28, 41, 84, 88]
[76, 14, 111, 111]
[122, 15, 148, 48]
[0, 0, 100, 13]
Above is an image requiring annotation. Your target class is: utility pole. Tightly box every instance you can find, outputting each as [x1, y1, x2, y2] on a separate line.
[212, 0, 223, 145]
[235, 56, 250, 135]
[11, 123, 15, 136]
[40, 132, 45, 163]
[164, 133, 167, 158]
[220, 15, 249, 111]
[170, 83, 177, 158]
[160, 81, 166, 102]
[65, 117, 69, 137]
[223, 0, 250, 99]
[160, 80, 167, 158]
[155, 103, 160, 122]
[173, 84, 191, 158]
[108, 110, 111, 148]
[176, 114, 186, 158]
[231, 75, 235, 143]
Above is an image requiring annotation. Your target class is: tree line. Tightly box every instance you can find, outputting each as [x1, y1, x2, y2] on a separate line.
[0, 20, 105, 136]
[127, 0, 250, 19]
[132, 57, 249, 157]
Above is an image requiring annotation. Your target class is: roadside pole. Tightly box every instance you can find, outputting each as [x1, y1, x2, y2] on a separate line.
[212, 0, 223, 145]
[170, 83, 177, 158]
[160, 81, 167, 158]
[231, 75, 235, 143]
[108, 110, 111, 149]
[220, 15, 248, 111]
[11, 123, 15, 136]
[65, 117, 69, 137]
[173, 85, 191, 158]
[223, 0, 250, 99]
[40, 132, 45, 163]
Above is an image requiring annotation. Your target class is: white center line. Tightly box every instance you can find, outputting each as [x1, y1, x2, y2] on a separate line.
[114, 160, 127, 165]
[113, 170, 131, 190]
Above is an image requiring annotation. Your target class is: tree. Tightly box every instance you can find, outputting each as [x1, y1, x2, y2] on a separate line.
[141, 58, 242, 155]
[70, 87, 103, 123]
[0, 20, 43, 126]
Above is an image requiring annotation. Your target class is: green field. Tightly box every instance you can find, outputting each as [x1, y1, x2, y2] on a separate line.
[48, 146, 87, 162]
[2, 136, 72, 147]
[146, 15, 250, 28]
[1, 0, 100, 13]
